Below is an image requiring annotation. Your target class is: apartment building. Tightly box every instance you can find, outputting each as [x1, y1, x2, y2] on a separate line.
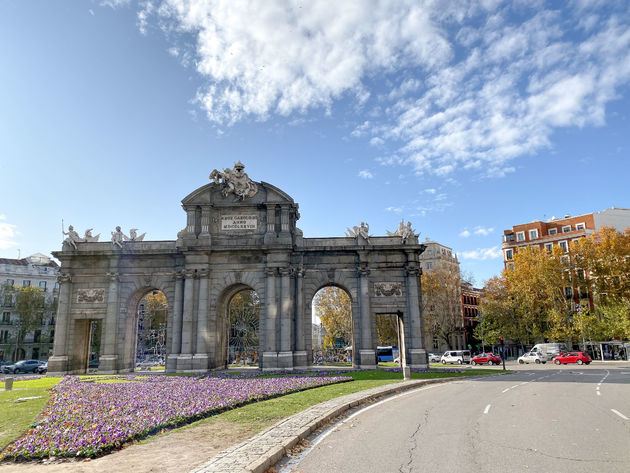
[0, 253, 59, 361]
[461, 281, 481, 351]
[502, 207, 630, 268]
[419, 239, 465, 352]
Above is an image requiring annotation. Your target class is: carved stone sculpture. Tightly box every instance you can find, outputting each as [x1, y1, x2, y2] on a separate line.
[63, 225, 84, 250]
[111, 226, 127, 248]
[345, 222, 370, 242]
[386, 219, 418, 243]
[83, 228, 100, 242]
[209, 161, 258, 200]
[127, 228, 146, 242]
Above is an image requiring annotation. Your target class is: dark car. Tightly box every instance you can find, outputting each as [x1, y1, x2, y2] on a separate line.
[10, 359, 42, 374]
[553, 351, 592, 365]
[470, 353, 502, 366]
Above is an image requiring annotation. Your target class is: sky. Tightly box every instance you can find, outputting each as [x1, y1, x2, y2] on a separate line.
[1, 0, 629, 286]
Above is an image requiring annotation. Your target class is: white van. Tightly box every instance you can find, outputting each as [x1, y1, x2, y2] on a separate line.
[531, 343, 568, 361]
[441, 350, 471, 365]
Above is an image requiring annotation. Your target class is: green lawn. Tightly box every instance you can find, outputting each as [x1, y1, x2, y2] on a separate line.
[0, 368, 499, 452]
[0, 377, 62, 450]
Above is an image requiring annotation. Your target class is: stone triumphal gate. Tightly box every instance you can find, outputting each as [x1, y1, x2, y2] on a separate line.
[48, 163, 428, 374]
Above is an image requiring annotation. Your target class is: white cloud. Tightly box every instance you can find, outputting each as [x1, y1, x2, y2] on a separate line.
[459, 229, 471, 238]
[460, 246, 503, 260]
[385, 206, 402, 213]
[135, 2, 630, 178]
[424, 188, 437, 194]
[473, 226, 494, 236]
[0, 215, 18, 250]
[358, 169, 373, 179]
[369, 137, 385, 147]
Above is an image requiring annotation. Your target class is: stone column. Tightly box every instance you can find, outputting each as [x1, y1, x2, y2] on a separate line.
[358, 267, 376, 368]
[48, 273, 72, 374]
[278, 267, 294, 369]
[99, 271, 120, 373]
[264, 204, 276, 244]
[199, 208, 211, 238]
[293, 267, 307, 368]
[262, 267, 278, 369]
[167, 271, 184, 372]
[185, 209, 196, 235]
[177, 269, 195, 371]
[193, 269, 209, 371]
[406, 265, 426, 367]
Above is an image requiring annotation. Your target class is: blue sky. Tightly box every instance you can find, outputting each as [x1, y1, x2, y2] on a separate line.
[1, 0, 629, 286]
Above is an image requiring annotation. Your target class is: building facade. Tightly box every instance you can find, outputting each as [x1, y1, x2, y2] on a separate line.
[461, 281, 482, 351]
[0, 253, 59, 362]
[418, 239, 464, 353]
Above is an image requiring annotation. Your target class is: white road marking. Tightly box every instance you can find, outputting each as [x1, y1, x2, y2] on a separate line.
[502, 388, 510, 393]
[611, 409, 629, 420]
[596, 370, 610, 397]
[484, 404, 491, 414]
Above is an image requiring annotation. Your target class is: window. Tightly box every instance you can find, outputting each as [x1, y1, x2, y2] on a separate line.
[516, 231, 525, 242]
[0, 330, 8, 342]
[562, 225, 572, 233]
[23, 280, 31, 287]
[575, 222, 586, 230]
[432, 337, 439, 350]
[39, 281, 47, 291]
[5, 279, 14, 286]
[507, 262, 515, 270]
[548, 228, 557, 235]
[559, 240, 569, 252]
[505, 249, 513, 260]
[529, 229, 539, 239]
[54, 282, 60, 292]
[2, 312, 10, 324]
[564, 287, 573, 298]
[425, 262, 432, 270]
[544, 243, 553, 252]
[503, 233, 514, 243]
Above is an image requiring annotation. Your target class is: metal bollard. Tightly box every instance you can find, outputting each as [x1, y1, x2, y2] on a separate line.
[4, 376, 14, 391]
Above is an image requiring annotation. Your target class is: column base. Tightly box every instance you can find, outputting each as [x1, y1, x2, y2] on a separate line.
[359, 349, 377, 369]
[262, 351, 278, 370]
[166, 354, 179, 372]
[176, 354, 194, 372]
[292, 351, 308, 369]
[98, 354, 119, 373]
[47, 355, 69, 374]
[407, 348, 428, 367]
[277, 351, 294, 370]
[192, 353, 209, 372]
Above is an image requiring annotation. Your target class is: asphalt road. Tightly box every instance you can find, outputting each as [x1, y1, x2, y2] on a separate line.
[281, 365, 630, 473]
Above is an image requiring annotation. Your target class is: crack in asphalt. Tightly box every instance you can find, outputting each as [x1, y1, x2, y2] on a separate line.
[495, 441, 626, 464]
[398, 408, 430, 473]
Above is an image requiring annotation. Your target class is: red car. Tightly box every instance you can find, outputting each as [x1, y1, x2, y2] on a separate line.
[470, 353, 501, 366]
[553, 351, 592, 365]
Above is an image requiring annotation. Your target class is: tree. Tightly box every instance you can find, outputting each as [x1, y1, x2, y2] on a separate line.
[138, 291, 170, 359]
[422, 265, 462, 349]
[3, 285, 51, 361]
[313, 286, 352, 349]
[376, 314, 398, 346]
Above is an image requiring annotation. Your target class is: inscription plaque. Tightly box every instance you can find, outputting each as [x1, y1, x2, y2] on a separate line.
[374, 282, 403, 297]
[76, 288, 105, 303]
[221, 215, 258, 231]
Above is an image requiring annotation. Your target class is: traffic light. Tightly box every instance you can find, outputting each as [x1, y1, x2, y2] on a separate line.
[500, 337, 504, 345]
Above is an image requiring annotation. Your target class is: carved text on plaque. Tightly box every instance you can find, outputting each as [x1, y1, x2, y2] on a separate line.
[76, 288, 105, 303]
[221, 215, 257, 231]
[374, 282, 403, 297]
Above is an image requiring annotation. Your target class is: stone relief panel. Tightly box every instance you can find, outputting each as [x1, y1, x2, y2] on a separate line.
[374, 282, 403, 297]
[76, 288, 105, 304]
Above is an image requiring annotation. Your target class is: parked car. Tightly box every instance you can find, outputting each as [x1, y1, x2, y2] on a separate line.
[440, 350, 471, 365]
[8, 359, 42, 374]
[428, 353, 441, 363]
[518, 351, 546, 364]
[553, 351, 592, 365]
[37, 361, 48, 374]
[1, 361, 14, 374]
[471, 352, 501, 365]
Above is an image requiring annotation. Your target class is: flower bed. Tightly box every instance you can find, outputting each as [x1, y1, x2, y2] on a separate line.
[2, 374, 351, 460]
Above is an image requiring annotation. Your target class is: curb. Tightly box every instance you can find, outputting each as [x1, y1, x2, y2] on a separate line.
[190, 377, 460, 473]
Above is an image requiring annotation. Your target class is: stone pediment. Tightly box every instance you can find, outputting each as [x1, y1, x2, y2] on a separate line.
[181, 181, 294, 207]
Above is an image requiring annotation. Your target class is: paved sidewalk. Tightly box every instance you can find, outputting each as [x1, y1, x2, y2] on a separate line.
[190, 377, 457, 473]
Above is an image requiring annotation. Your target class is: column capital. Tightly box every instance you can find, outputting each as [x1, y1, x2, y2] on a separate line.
[264, 267, 277, 277]
[182, 269, 196, 279]
[173, 271, 185, 280]
[279, 267, 294, 277]
[357, 267, 370, 277]
[57, 273, 72, 284]
[405, 265, 422, 276]
[106, 272, 119, 282]
[198, 268, 209, 278]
